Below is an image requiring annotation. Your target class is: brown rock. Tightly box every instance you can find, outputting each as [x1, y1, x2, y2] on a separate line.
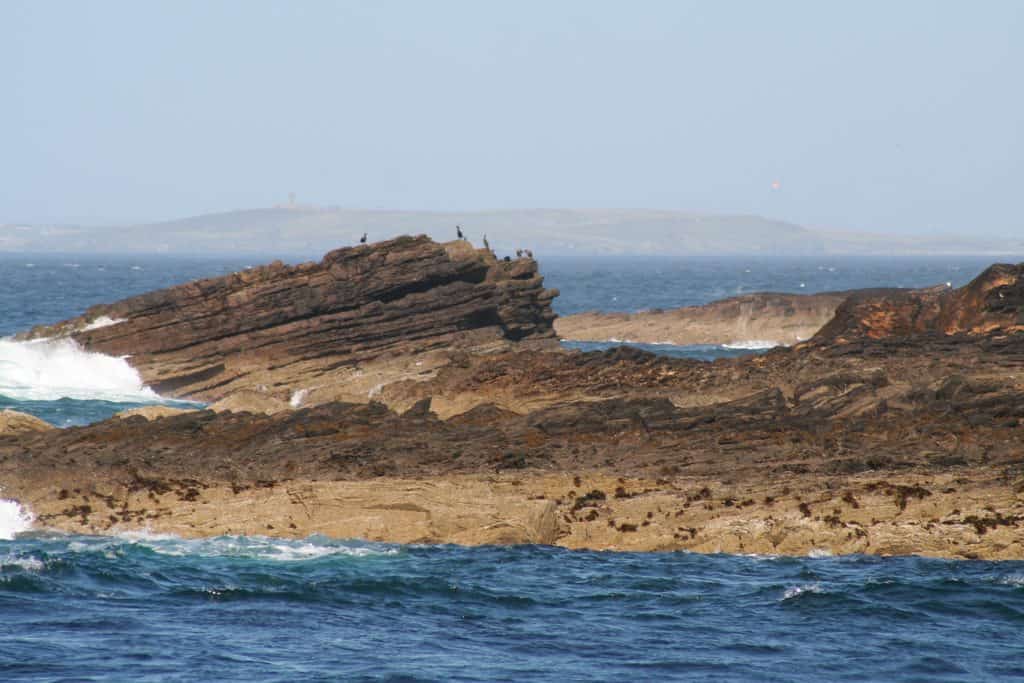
[555, 291, 851, 346]
[22, 236, 559, 402]
[0, 409, 54, 434]
[208, 390, 291, 415]
[813, 263, 1024, 343]
[114, 405, 197, 421]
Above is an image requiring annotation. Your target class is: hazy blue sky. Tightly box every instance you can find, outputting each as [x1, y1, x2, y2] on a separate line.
[3, 1, 1022, 236]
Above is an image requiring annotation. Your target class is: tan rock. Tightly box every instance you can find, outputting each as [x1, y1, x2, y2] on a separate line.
[114, 405, 197, 421]
[0, 409, 54, 434]
[209, 390, 291, 415]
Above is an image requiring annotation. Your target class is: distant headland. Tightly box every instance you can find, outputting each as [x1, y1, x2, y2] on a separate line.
[2, 207, 1021, 256]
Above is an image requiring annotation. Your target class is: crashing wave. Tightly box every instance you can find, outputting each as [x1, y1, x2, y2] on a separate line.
[0, 498, 34, 541]
[0, 337, 160, 403]
[722, 340, 781, 350]
[81, 316, 125, 332]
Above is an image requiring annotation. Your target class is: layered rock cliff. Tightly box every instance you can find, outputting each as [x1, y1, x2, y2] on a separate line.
[813, 263, 1024, 343]
[23, 236, 558, 402]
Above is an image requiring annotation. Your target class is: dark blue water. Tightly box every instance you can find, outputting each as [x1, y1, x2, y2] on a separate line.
[2, 252, 1024, 681]
[2, 534, 1023, 682]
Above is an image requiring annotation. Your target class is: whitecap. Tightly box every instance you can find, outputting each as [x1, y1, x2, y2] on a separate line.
[0, 337, 160, 402]
[781, 583, 823, 601]
[112, 532, 399, 561]
[722, 340, 781, 350]
[0, 554, 44, 572]
[0, 498, 34, 540]
[807, 548, 833, 558]
[81, 316, 125, 332]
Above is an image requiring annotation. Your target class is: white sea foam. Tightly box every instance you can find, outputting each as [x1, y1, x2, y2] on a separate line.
[289, 389, 308, 408]
[807, 548, 833, 558]
[0, 337, 159, 402]
[722, 340, 781, 350]
[0, 554, 44, 571]
[107, 531, 398, 561]
[0, 498, 34, 540]
[781, 583, 823, 601]
[81, 315, 125, 332]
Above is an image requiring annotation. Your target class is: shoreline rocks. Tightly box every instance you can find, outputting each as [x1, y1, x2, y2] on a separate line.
[4, 241, 1024, 559]
[554, 291, 853, 347]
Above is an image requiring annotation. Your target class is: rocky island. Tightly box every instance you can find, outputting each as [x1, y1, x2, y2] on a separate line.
[2, 237, 1023, 559]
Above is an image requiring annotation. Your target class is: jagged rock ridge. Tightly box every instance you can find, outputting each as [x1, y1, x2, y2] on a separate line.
[24, 236, 558, 400]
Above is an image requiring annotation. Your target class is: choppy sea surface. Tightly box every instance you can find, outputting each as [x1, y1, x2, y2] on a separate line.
[2, 251, 1022, 681]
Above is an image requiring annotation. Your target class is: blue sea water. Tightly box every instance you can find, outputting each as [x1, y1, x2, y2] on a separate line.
[2, 251, 1023, 681]
[2, 534, 1024, 682]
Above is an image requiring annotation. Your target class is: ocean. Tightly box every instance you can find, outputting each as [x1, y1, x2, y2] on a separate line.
[2, 251, 1023, 681]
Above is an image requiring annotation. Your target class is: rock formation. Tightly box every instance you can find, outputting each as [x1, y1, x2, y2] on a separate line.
[22, 236, 558, 403]
[0, 409, 55, 434]
[555, 291, 852, 346]
[812, 263, 1024, 343]
[4, 244, 1024, 559]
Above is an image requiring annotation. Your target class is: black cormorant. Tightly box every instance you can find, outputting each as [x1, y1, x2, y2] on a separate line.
[359, 233, 367, 244]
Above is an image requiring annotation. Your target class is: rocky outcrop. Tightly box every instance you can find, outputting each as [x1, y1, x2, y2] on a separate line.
[555, 291, 851, 346]
[6, 253, 1024, 558]
[0, 409, 55, 434]
[813, 263, 1024, 343]
[22, 237, 558, 403]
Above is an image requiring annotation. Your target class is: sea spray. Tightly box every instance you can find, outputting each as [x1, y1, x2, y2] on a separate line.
[0, 497, 33, 540]
[722, 340, 781, 350]
[0, 337, 159, 403]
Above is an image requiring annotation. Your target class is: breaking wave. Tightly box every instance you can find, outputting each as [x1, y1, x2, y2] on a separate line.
[0, 338, 159, 403]
[722, 340, 781, 350]
[0, 498, 33, 541]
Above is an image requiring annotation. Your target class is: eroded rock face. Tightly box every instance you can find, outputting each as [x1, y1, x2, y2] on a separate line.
[813, 263, 1024, 343]
[23, 236, 558, 401]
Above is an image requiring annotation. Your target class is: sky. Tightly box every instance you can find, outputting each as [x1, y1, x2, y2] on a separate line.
[2, 1, 1022, 237]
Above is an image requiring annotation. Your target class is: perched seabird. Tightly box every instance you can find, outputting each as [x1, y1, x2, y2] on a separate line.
[483, 234, 491, 251]
[516, 249, 523, 258]
[359, 233, 367, 244]
[456, 225, 464, 240]
[525, 249, 533, 258]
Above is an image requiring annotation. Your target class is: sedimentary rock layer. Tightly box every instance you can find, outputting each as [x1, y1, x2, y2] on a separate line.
[6, 248, 1024, 558]
[554, 291, 852, 346]
[23, 237, 558, 401]
[813, 263, 1024, 343]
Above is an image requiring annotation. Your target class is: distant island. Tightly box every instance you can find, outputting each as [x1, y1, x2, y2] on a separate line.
[2, 207, 1021, 256]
